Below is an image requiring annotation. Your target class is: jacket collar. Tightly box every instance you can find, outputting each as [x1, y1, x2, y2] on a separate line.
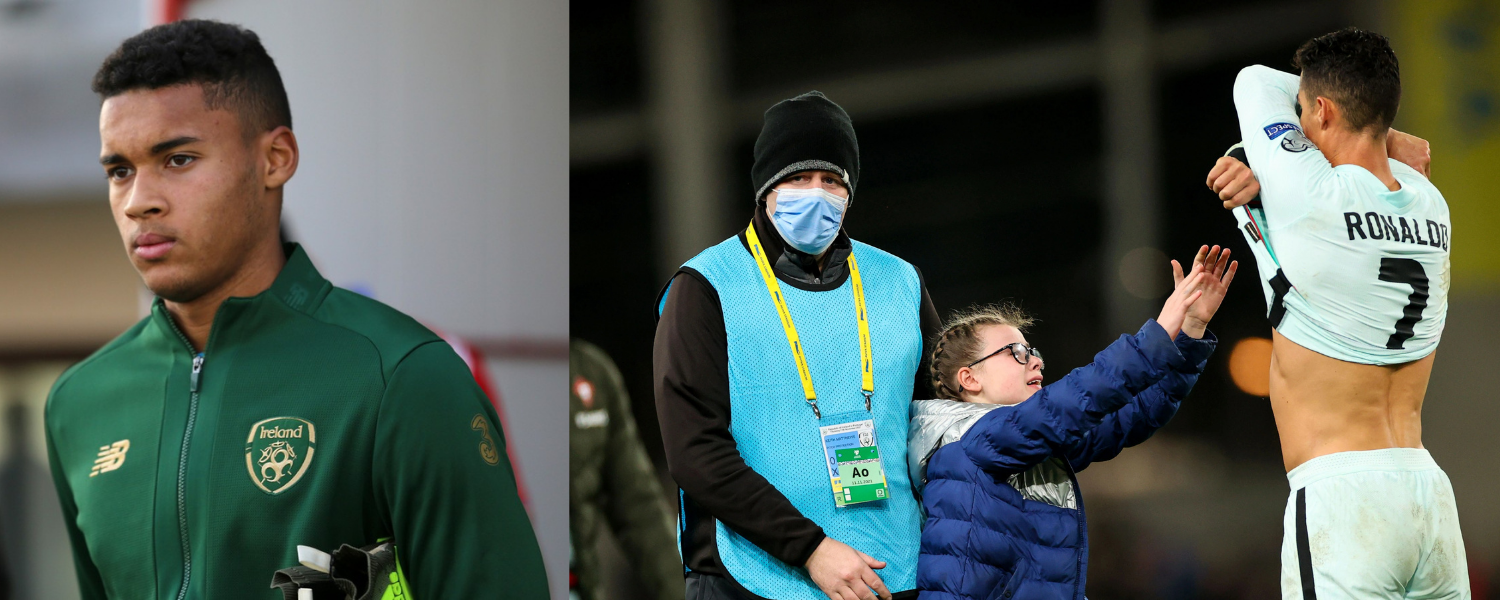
[907, 399, 1000, 492]
[151, 243, 333, 348]
[263, 243, 333, 315]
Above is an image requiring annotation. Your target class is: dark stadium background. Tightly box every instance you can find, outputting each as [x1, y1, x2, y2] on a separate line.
[572, 1, 1500, 598]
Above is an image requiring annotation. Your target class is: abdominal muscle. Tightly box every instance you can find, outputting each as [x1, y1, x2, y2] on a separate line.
[1267, 329, 1434, 472]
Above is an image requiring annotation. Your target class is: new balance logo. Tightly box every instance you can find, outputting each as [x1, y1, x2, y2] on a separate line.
[90, 440, 130, 477]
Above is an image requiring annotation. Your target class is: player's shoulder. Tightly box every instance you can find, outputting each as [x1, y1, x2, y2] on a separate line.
[309, 287, 444, 381]
[1389, 160, 1431, 189]
[1389, 161, 1449, 209]
[48, 316, 158, 409]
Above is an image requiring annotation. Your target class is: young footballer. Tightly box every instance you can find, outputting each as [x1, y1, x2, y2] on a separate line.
[45, 20, 545, 599]
[1208, 27, 1465, 600]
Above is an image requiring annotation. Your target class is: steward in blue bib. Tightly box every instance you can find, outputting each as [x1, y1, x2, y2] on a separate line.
[653, 91, 940, 600]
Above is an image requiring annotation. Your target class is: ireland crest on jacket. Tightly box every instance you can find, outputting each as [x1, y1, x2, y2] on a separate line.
[245, 417, 317, 494]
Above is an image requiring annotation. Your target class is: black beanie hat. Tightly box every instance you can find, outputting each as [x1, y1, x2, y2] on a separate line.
[751, 91, 860, 202]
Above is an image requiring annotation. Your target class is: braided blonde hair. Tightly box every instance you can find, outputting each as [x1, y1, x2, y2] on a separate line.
[930, 303, 1035, 401]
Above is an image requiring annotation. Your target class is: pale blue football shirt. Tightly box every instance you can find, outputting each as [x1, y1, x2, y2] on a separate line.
[1231, 65, 1450, 365]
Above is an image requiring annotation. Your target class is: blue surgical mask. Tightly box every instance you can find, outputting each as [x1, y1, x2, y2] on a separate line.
[769, 187, 847, 255]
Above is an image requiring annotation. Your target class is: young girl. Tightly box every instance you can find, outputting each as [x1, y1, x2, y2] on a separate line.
[910, 246, 1235, 600]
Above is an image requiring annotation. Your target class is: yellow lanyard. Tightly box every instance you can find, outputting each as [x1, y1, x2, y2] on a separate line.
[745, 223, 874, 419]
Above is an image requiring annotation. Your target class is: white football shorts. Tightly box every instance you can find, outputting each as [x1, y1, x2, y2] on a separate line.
[1281, 448, 1469, 600]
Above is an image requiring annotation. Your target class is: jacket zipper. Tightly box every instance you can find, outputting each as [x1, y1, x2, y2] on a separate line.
[167, 314, 203, 600]
[176, 352, 203, 600]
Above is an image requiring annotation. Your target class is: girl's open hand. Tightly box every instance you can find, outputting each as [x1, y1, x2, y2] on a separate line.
[1172, 245, 1238, 338]
[1156, 271, 1204, 340]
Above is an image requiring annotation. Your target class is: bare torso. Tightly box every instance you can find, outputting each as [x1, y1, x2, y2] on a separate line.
[1268, 330, 1435, 472]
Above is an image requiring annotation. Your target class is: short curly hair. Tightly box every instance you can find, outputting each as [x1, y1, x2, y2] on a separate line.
[929, 303, 1035, 401]
[92, 19, 291, 136]
[1293, 27, 1400, 133]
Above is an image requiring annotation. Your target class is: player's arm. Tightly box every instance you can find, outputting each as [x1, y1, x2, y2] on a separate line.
[1232, 65, 1337, 222]
[1387, 128, 1432, 178]
[1214, 128, 1434, 208]
[43, 397, 108, 600]
[373, 341, 548, 599]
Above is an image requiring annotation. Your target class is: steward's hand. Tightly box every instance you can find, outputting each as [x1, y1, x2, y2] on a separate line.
[1172, 245, 1238, 339]
[1206, 155, 1261, 209]
[1387, 128, 1431, 178]
[805, 537, 891, 600]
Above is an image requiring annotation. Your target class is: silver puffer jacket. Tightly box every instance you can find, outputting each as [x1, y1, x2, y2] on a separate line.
[906, 398, 1077, 510]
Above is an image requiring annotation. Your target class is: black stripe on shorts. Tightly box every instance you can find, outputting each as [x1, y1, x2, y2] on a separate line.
[1296, 488, 1317, 600]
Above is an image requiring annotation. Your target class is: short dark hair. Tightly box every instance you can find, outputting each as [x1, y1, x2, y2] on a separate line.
[1293, 27, 1400, 133]
[93, 19, 292, 135]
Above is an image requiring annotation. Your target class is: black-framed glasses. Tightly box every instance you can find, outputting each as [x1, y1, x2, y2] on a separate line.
[967, 342, 1043, 370]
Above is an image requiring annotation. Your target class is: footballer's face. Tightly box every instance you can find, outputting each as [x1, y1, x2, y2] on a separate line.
[100, 84, 276, 303]
[961, 324, 1044, 406]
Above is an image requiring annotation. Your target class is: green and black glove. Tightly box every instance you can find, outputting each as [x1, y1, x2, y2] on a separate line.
[269, 542, 408, 600]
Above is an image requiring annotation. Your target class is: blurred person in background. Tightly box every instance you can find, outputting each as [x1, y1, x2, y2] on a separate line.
[570, 339, 683, 600]
[909, 247, 1231, 600]
[653, 91, 941, 600]
[43, 19, 544, 599]
[1207, 28, 1464, 600]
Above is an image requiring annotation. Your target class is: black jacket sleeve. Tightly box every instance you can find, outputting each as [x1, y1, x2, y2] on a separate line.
[652, 269, 828, 567]
[914, 267, 941, 399]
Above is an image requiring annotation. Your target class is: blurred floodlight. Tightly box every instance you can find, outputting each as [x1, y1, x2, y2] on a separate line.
[1118, 246, 1170, 299]
[1229, 337, 1272, 397]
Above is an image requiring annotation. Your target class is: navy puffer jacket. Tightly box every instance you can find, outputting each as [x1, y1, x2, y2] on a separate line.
[912, 321, 1215, 600]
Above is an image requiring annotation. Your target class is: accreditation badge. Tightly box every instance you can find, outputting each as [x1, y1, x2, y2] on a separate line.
[819, 419, 888, 507]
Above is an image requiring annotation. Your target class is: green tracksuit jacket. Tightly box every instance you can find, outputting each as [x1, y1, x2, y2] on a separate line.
[44, 244, 547, 600]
